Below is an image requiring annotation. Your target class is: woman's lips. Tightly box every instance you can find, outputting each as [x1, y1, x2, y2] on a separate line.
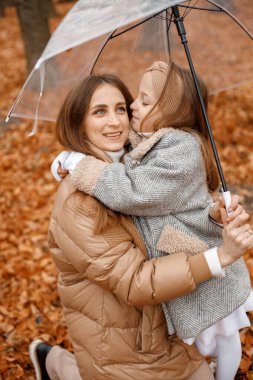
[103, 132, 122, 140]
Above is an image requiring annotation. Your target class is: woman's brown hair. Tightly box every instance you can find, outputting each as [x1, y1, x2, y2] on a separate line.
[56, 74, 133, 156]
[142, 62, 220, 192]
[56, 74, 133, 234]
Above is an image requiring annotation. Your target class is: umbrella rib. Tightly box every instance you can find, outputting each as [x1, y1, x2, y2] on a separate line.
[182, 0, 194, 17]
[181, 0, 211, 17]
[178, 4, 222, 12]
[207, 0, 253, 39]
[110, 8, 170, 39]
[178, 1, 252, 39]
[110, 18, 155, 39]
[166, 10, 173, 58]
[90, 31, 115, 74]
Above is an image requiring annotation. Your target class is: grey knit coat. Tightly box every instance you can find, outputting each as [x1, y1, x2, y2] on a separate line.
[70, 127, 251, 339]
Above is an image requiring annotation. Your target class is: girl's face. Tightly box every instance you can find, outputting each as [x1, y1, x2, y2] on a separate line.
[130, 71, 161, 133]
[84, 84, 129, 151]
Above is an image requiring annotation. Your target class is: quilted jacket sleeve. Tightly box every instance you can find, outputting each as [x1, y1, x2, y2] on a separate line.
[48, 182, 212, 306]
[70, 131, 210, 216]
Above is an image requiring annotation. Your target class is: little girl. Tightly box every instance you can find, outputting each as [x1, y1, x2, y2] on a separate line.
[52, 61, 253, 380]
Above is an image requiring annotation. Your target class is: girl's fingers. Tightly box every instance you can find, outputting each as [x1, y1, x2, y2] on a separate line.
[59, 169, 68, 175]
[226, 205, 244, 222]
[219, 194, 241, 224]
[57, 160, 69, 177]
[228, 194, 239, 212]
[219, 194, 238, 211]
[59, 170, 68, 178]
[220, 208, 229, 225]
[218, 195, 225, 208]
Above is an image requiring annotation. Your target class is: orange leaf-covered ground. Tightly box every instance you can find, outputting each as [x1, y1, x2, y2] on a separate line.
[0, 4, 253, 380]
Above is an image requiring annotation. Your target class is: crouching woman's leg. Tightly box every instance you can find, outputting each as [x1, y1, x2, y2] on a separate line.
[46, 346, 82, 380]
[29, 340, 82, 380]
[187, 360, 214, 380]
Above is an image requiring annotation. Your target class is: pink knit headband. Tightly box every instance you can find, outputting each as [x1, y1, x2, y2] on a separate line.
[144, 61, 170, 99]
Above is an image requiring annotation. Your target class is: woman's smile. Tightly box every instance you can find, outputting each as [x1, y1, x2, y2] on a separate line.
[103, 131, 123, 139]
[84, 84, 129, 151]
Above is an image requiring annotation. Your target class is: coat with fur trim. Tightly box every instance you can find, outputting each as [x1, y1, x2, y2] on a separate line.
[48, 175, 211, 380]
[70, 128, 251, 339]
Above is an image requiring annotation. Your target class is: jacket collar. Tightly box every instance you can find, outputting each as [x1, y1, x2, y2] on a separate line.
[86, 141, 125, 163]
[128, 127, 173, 164]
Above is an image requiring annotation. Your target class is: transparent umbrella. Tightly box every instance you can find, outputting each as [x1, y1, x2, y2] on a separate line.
[6, 0, 253, 124]
[5, 0, 253, 196]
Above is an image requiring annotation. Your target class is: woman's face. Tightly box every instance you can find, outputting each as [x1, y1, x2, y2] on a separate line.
[130, 71, 161, 133]
[84, 83, 129, 151]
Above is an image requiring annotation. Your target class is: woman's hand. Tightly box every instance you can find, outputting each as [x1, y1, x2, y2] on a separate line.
[210, 194, 244, 225]
[218, 212, 253, 267]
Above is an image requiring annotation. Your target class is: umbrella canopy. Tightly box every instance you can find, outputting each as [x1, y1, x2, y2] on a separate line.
[6, 0, 253, 124]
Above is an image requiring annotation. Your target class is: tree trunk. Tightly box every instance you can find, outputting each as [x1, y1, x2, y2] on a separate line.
[0, 0, 17, 17]
[15, 0, 56, 72]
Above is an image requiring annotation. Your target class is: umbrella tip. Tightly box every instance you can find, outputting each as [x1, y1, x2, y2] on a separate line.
[28, 119, 38, 136]
[35, 59, 42, 70]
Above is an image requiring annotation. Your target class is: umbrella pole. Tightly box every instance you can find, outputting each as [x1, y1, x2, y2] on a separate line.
[171, 6, 228, 193]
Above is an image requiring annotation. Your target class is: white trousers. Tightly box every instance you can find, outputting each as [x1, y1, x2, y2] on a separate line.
[195, 331, 242, 380]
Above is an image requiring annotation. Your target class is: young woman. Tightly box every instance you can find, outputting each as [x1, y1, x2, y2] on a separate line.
[51, 63, 253, 380]
[30, 73, 253, 380]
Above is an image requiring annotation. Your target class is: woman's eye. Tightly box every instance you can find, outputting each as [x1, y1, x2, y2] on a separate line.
[142, 102, 148, 106]
[117, 106, 126, 113]
[94, 109, 105, 115]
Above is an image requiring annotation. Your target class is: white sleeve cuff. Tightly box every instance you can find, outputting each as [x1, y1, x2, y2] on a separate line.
[204, 247, 225, 278]
[51, 151, 70, 182]
[64, 152, 86, 172]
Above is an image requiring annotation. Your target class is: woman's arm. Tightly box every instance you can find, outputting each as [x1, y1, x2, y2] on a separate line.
[48, 189, 208, 306]
[49, 186, 253, 306]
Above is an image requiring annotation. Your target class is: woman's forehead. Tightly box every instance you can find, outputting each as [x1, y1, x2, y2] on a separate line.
[90, 83, 125, 106]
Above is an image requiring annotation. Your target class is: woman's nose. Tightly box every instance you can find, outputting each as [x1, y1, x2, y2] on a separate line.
[107, 112, 120, 126]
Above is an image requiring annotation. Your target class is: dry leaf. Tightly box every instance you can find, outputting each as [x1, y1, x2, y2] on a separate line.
[0, 2, 253, 379]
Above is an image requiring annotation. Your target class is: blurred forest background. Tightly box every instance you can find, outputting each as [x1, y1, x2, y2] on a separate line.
[0, 1, 252, 379]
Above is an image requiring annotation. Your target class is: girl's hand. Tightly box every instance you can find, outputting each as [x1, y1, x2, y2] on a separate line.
[219, 194, 245, 225]
[57, 163, 69, 179]
[51, 151, 86, 182]
[218, 212, 253, 267]
[210, 194, 244, 225]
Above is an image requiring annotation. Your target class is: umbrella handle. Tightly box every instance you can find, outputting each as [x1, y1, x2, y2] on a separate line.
[222, 190, 232, 216]
[171, 5, 228, 192]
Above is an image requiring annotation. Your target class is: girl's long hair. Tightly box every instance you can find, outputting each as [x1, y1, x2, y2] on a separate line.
[56, 74, 133, 234]
[142, 62, 220, 192]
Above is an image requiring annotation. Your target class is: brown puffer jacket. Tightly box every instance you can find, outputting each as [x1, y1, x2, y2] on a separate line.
[48, 175, 212, 380]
